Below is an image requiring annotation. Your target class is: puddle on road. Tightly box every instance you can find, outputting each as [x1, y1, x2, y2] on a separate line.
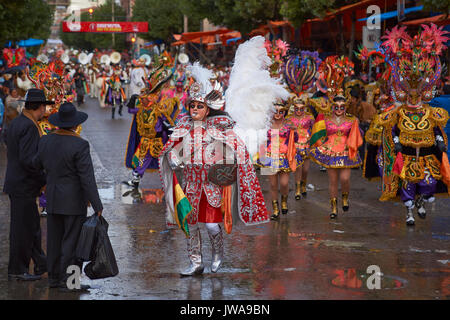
[121, 184, 165, 205]
[98, 186, 115, 203]
[331, 268, 407, 290]
[217, 267, 252, 274]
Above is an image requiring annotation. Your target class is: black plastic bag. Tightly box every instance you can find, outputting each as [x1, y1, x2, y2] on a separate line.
[84, 216, 119, 280]
[76, 215, 98, 261]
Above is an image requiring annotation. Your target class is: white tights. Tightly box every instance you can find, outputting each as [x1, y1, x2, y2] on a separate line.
[189, 223, 221, 236]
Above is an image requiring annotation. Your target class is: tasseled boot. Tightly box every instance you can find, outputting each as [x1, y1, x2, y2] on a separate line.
[342, 192, 349, 212]
[330, 197, 338, 219]
[270, 200, 280, 220]
[300, 180, 307, 196]
[281, 195, 288, 214]
[295, 182, 301, 200]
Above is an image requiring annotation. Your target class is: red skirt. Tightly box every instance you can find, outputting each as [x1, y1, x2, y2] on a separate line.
[197, 191, 223, 223]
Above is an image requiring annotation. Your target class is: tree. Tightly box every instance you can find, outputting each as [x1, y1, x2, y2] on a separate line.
[0, 0, 54, 48]
[133, 0, 204, 43]
[421, 0, 450, 14]
[59, 0, 127, 51]
[181, 0, 283, 34]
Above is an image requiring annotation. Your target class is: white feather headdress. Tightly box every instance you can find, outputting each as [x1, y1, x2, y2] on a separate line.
[186, 61, 224, 110]
[225, 36, 290, 156]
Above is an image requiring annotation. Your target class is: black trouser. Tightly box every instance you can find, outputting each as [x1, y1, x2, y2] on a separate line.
[359, 122, 371, 161]
[8, 196, 47, 275]
[47, 213, 85, 286]
[111, 104, 123, 118]
[76, 88, 84, 105]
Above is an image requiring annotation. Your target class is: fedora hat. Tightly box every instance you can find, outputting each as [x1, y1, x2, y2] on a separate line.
[48, 102, 88, 128]
[20, 88, 55, 105]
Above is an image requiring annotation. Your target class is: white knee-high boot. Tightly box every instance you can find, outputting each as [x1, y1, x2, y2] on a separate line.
[206, 223, 223, 273]
[180, 224, 204, 276]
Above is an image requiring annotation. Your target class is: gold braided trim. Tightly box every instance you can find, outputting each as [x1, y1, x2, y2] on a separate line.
[430, 106, 449, 126]
[377, 108, 398, 126]
[397, 106, 440, 148]
[136, 97, 179, 138]
[365, 114, 383, 146]
[134, 137, 164, 163]
[397, 154, 442, 183]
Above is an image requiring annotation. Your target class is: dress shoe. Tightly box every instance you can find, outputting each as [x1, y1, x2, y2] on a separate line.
[8, 273, 41, 281]
[49, 280, 65, 288]
[34, 265, 48, 276]
[40, 208, 47, 217]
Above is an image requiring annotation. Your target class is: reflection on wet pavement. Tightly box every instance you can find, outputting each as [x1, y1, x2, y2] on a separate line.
[121, 185, 165, 205]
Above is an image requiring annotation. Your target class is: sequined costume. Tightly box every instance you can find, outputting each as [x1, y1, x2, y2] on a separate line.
[124, 53, 180, 188]
[159, 59, 269, 276]
[310, 114, 363, 168]
[375, 24, 450, 225]
[355, 44, 397, 180]
[255, 123, 298, 172]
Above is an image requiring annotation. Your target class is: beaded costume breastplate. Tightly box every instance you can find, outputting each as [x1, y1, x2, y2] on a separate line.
[397, 106, 445, 148]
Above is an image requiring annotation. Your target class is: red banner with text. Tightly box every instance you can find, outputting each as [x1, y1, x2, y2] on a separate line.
[62, 22, 148, 33]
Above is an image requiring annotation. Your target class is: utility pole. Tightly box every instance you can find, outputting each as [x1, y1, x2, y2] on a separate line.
[112, 0, 115, 48]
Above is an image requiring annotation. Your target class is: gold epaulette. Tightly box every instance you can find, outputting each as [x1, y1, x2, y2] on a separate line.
[429, 105, 449, 126]
[377, 108, 397, 126]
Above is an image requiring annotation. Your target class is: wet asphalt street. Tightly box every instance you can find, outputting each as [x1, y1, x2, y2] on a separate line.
[0, 96, 449, 300]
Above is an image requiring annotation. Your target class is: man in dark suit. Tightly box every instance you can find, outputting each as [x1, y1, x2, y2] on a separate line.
[34, 102, 103, 291]
[3, 88, 53, 281]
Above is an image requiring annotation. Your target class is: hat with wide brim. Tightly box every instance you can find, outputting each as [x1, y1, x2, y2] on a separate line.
[48, 102, 88, 128]
[19, 88, 55, 105]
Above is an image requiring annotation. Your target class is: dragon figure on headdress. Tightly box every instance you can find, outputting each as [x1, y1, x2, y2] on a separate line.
[355, 43, 394, 111]
[26, 58, 75, 134]
[310, 55, 355, 114]
[283, 48, 321, 95]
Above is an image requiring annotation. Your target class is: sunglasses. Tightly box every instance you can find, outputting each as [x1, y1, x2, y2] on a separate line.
[334, 105, 346, 111]
[275, 109, 286, 115]
[189, 103, 205, 110]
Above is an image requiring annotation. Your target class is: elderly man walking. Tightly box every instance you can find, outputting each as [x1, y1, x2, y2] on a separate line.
[3, 88, 52, 281]
[34, 102, 103, 291]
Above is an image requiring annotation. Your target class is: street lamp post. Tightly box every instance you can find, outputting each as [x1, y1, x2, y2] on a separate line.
[112, 0, 115, 48]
